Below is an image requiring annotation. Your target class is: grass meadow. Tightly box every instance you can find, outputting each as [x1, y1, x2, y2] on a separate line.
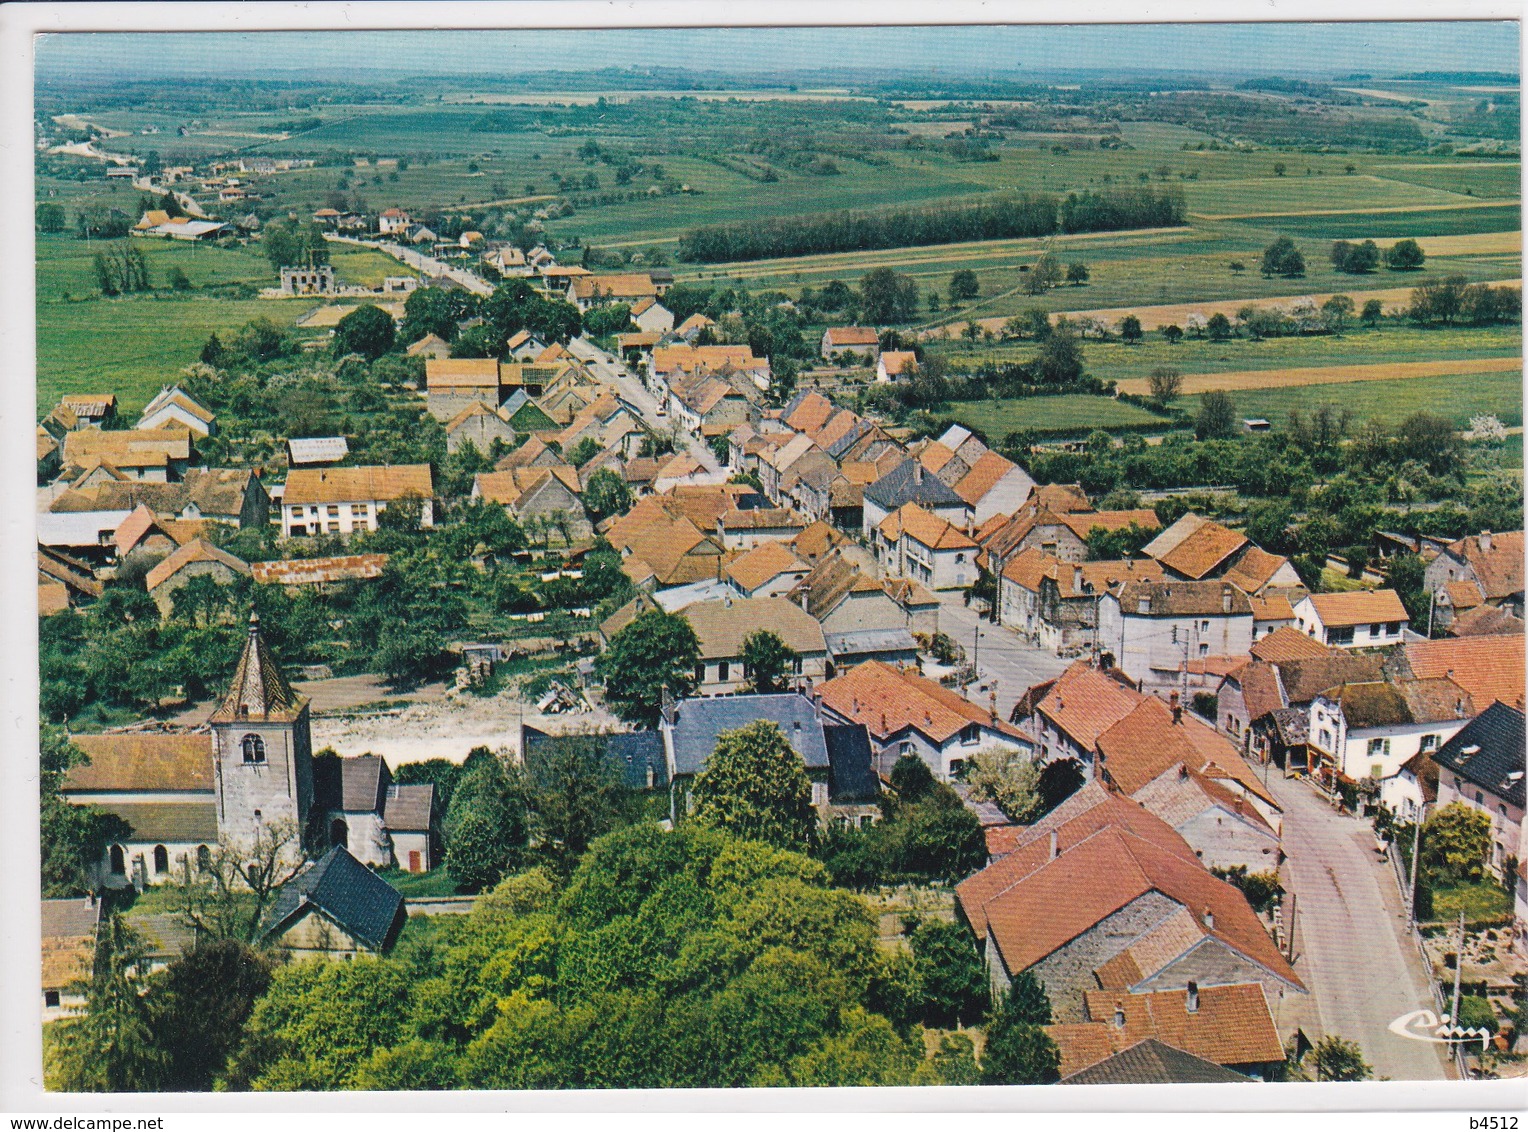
[947, 394, 1168, 436]
[1182, 369, 1525, 429]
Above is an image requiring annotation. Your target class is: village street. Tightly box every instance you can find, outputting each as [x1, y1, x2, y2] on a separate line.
[327, 233, 495, 295]
[1269, 771, 1455, 1081]
[935, 595, 1071, 719]
[566, 337, 726, 477]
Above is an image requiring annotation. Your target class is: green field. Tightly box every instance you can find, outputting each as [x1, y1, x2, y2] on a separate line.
[1183, 369, 1524, 429]
[37, 295, 307, 414]
[947, 394, 1169, 436]
[1240, 204, 1521, 240]
[935, 324, 1524, 384]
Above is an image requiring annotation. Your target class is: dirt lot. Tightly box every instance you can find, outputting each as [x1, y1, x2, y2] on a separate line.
[1116, 353, 1525, 396]
[172, 673, 619, 768]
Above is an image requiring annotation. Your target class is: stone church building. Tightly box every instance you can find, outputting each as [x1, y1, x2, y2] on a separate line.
[63, 614, 435, 888]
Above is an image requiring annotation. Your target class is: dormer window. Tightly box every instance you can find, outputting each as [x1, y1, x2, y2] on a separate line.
[241, 734, 266, 764]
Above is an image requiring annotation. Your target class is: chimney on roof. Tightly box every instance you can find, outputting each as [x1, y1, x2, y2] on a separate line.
[1187, 981, 1200, 1013]
[1113, 1004, 1126, 1029]
[1222, 585, 1233, 614]
[1073, 565, 1084, 592]
[1480, 530, 1493, 553]
[1170, 691, 1182, 725]
[1203, 907, 1214, 931]
[1049, 829, 1059, 860]
[913, 463, 923, 486]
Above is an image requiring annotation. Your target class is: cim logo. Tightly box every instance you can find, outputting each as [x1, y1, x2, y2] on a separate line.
[1387, 1008, 1494, 1049]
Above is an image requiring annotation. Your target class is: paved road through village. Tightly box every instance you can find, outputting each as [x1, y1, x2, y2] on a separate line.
[1269, 771, 1453, 1081]
[935, 596, 1071, 719]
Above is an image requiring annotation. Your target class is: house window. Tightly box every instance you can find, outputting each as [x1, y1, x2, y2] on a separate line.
[1370, 623, 1382, 637]
[1367, 737, 1391, 758]
[1421, 734, 1439, 751]
[1329, 627, 1354, 645]
[153, 845, 169, 873]
[197, 845, 211, 871]
[899, 740, 913, 757]
[961, 724, 980, 746]
[1198, 643, 1209, 658]
[949, 758, 967, 779]
[1386, 622, 1401, 634]
[109, 845, 125, 875]
[327, 505, 340, 517]
[327, 522, 341, 533]
[1475, 790, 1485, 805]
[1200, 620, 1210, 633]
[717, 661, 730, 683]
[793, 657, 804, 675]
[44, 990, 60, 1009]
[241, 734, 266, 764]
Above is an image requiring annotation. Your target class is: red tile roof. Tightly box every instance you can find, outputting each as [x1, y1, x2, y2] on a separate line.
[818, 660, 1022, 745]
[1404, 635, 1526, 710]
[1303, 589, 1409, 628]
[1030, 662, 1145, 750]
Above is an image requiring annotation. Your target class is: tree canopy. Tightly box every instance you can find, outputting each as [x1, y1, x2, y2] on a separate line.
[690, 721, 815, 850]
[594, 610, 701, 726]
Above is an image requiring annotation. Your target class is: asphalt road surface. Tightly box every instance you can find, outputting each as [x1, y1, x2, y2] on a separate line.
[936, 595, 1072, 719]
[1270, 772, 1453, 1081]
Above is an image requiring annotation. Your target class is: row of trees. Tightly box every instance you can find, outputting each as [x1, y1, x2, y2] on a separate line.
[678, 188, 1184, 264]
[51, 820, 1066, 1091]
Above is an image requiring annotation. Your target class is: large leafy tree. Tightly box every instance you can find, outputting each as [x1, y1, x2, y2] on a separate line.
[399, 285, 477, 344]
[857, 267, 919, 324]
[443, 754, 528, 892]
[582, 467, 632, 525]
[908, 918, 989, 1027]
[48, 915, 168, 1092]
[483, 279, 582, 345]
[690, 721, 815, 850]
[146, 941, 273, 1091]
[523, 734, 634, 871]
[980, 972, 1060, 1084]
[1422, 801, 1492, 885]
[40, 727, 129, 897]
[594, 610, 700, 726]
[333, 304, 396, 360]
[740, 629, 798, 694]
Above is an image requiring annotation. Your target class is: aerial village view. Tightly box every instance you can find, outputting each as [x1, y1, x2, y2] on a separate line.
[26, 22, 1528, 1094]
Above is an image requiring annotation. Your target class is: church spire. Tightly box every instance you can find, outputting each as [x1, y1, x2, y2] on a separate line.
[211, 611, 304, 723]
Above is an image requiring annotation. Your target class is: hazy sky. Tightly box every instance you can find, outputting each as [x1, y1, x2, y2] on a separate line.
[36, 23, 1520, 82]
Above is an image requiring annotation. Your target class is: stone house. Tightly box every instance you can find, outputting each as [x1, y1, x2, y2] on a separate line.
[1426, 530, 1525, 631]
[816, 659, 1030, 781]
[998, 548, 1164, 651]
[1292, 590, 1409, 649]
[1309, 677, 1473, 793]
[281, 465, 434, 536]
[659, 692, 881, 827]
[144, 538, 252, 617]
[472, 465, 591, 540]
[955, 789, 1304, 1020]
[1427, 701, 1525, 885]
[445, 401, 518, 456]
[1099, 581, 1254, 687]
[820, 326, 880, 361]
[136, 385, 216, 437]
[259, 845, 407, 958]
[875, 503, 979, 591]
[679, 595, 829, 695]
[861, 459, 970, 539]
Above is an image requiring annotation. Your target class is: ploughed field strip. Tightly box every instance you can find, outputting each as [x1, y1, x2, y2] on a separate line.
[1115, 354, 1525, 397]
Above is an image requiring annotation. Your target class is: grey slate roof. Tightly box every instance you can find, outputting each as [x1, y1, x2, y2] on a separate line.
[261, 845, 406, 953]
[1431, 700, 1526, 808]
[823, 627, 920, 660]
[667, 693, 831, 776]
[1061, 1039, 1253, 1085]
[863, 458, 964, 512]
[824, 723, 880, 804]
[382, 783, 435, 832]
[313, 753, 390, 813]
[522, 725, 669, 791]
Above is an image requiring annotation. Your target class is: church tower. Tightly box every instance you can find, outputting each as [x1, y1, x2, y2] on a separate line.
[211, 613, 314, 848]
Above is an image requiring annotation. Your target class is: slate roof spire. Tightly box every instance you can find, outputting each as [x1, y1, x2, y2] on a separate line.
[211, 611, 306, 723]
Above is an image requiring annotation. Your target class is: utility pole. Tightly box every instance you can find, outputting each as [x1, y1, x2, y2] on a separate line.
[1408, 802, 1427, 928]
[1450, 909, 1465, 1023]
[1426, 588, 1436, 639]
